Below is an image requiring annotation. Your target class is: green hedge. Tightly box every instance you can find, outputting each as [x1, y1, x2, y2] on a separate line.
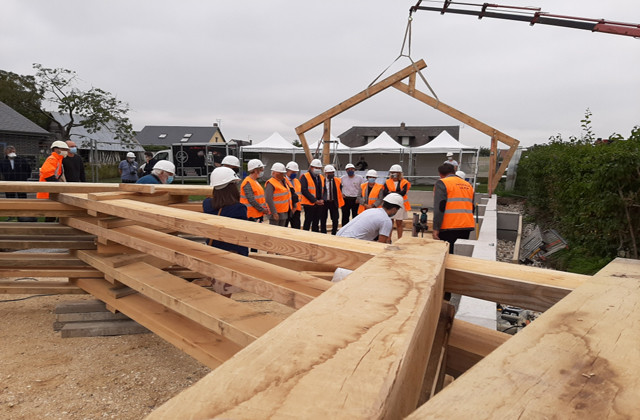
[515, 126, 639, 273]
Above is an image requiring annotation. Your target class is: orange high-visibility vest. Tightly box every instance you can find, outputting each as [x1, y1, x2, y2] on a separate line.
[440, 175, 475, 230]
[327, 177, 345, 208]
[288, 177, 302, 212]
[240, 177, 266, 218]
[358, 182, 383, 214]
[300, 171, 324, 206]
[266, 177, 292, 213]
[385, 178, 411, 211]
[37, 152, 64, 199]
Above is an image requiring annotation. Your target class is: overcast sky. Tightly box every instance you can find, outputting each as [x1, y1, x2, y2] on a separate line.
[2, 1, 639, 148]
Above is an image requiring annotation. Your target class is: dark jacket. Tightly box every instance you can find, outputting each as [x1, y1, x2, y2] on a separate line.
[0, 156, 31, 181]
[62, 154, 86, 182]
[202, 200, 249, 256]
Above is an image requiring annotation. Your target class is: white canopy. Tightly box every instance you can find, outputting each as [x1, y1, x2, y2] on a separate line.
[351, 131, 408, 154]
[307, 135, 351, 153]
[241, 132, 300, 153]
[411, 130, 477, 154]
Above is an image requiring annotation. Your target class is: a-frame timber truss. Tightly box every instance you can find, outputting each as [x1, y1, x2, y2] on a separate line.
[295, 59, 519, 194]
[2, 181, 639, 419]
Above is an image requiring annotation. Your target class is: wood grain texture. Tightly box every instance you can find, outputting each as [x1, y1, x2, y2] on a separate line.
[409, 258, 640, 419]
[148, 238, 448, 420]
[75, 277, 242, 369]
[0, 281, 87, 294]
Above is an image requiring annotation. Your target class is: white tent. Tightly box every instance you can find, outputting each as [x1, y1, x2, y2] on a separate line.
[241, 132, 300, 153]
[350, 131, 408, 154]
[411, 130, 477, 153]
[307, 135, 351, 154]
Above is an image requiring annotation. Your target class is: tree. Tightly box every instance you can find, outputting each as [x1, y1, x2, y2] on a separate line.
[33, 63, 134, 145]
[0, 70, 49, 128]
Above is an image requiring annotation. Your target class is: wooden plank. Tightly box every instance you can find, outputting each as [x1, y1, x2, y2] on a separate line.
[87, 191, 187, 205]
[0, 181, 120, 193]
[0, 240, 96, 250]
[250, 254, 338, 272]
[0, 268, 103, 278]
[0, 253, 87, 268]
[56, 193, 382, 269]
[167, 202, 203, 212]
[75, 277, 242, 368]
[56, 311, 129, 323]
[55, 299, 107, 313]
[322, 119, 331, 165]
[66, 217, 329, 309]
[408, 258, 640, 419]
[108, 285, 138, 299]
[148, 238, 448, 420]
[445, 254, 589, 312]
[0, 281, 87, 294]
[419, 303, 456, 405]
[0, 222, 82, 235]
[78, 250, 281, 347]
[0, 199, 86, 217]
[60, 320, 149, 338]
[445, 319, 511, 378]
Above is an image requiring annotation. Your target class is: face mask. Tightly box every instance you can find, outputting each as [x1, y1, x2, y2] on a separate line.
[60, 150, 69, 157]
[313, 168, 322, 175]
[289, 173, 297, 180]
[167, 176, 174, 184]
[258, 171, 265, 178]
[69, 147, 77, 154]
[347, 170, 355, 176]
[326, 174, 334, 180]
[391, 173, 398, 180]
[367, 178, 376, 184]
[7, 153, 16, 158]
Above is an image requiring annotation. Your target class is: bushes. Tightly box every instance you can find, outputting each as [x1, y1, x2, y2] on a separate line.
[515, 125, 639, 273]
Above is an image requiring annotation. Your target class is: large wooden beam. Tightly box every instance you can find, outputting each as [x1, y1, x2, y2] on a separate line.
[56, 193, 381, 269]
[0, 268, 103, 278]
[0, 199, 86, 217]
[0, 281, 87, 294]
[445, 254, 588, 312]
[77, 250, 281, 347]
[148, 238, 448, 419]
[74, 277, 242, 369]
[64, 217, 330, 309]
[0, 181, 211, 196]
[409, 258, 640, 418]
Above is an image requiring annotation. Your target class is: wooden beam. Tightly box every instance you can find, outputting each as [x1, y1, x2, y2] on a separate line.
[74, 277, 242, 369]
[0, 268, 103, 278]
[0, 280, 87, 294]
[0, 222, 83, 235]
[249, 254, 338, 273]
[489, 134, 498, 195]
[445, 254, 589, 312]
[445, 319, 511, 378]
[0, 181, 211, 196]
[0, 240, 96, 250]
[78, 250, 281, 347]
[0, 199, 86, 217]
[298, 132, 313, 163]
[408, 258, 640, 419]
[148, 238, 448, 419]
[0, 252, 87, 268]
[419, 303, 456, 405]
[55, 193, 382, 269]
[322, 119, 331, 165]
[64, 217, 330, 309]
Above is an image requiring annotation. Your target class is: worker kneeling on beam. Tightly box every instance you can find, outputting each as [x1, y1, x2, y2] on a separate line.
[336, 193, 403, 243]
[136, 160, 175, 184]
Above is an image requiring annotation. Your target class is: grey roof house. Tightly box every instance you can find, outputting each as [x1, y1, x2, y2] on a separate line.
[135, 124, 226, 147]
[339, 123, 460, 148]
[0, 100, 53, 168]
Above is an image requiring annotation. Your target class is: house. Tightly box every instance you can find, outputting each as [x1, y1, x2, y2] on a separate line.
[0, 100, 53, 171]
[339, 122, 459, 148]
[48, 112, 145, 165]
[135, 124, 227, 147]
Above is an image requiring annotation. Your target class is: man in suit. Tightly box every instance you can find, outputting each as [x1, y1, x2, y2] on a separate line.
[0, 145, 31, 198]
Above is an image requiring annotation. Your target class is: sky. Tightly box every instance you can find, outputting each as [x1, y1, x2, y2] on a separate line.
[1, 1, 639, 148]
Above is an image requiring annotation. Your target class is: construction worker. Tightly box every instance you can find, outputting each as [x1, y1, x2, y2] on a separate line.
[340, 163, 363, 226]
[141, 151, 158, 177]
[433, 163, 475, 254]
[444, 152, 459, 171]
[321, 164, 344, 235]
[300, 158, 325, 232]
[62, 140, 85, 182]
[265, 162, 292, 227]
[37, 140, 69, 200]
[221, 155, 241, 174]
[202, 166, 246, 297]
[137, 160, 175, 184]
[357, 169, 383, 214]
[240, 159, 269, 222]
[119, 152, 139, 183]
[285, 161, 302, 229]
[337, 193, 404, 243]
[383, 164, 411, 240]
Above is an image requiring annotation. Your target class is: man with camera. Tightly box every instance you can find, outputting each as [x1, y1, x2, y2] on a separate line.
[119, 152, 139, 183]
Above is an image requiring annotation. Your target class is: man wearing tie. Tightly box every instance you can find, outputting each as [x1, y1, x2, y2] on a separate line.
[321, 164, 344, 235]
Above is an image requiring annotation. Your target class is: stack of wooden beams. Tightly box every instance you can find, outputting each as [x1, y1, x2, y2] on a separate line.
[1, 180, 638, 419]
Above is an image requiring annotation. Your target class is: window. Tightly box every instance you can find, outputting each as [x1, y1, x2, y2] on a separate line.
[183, 133, 192, 138]
[180, 137, 189, 142]
[401, 136, 410, 146]
[158, 134, 167, 139]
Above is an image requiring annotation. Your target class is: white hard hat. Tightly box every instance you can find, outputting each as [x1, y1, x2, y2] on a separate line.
[221, 155, 240, 167]
[310, 159, 322, 168]
[365, 169, 378, 178]
[271, 162, 286, 173]
[285, 161, 299, 171]
[247, 159, 265, 172]
[51, 140, 69, 150]
[383, 193, 404, 208]
[456, 170, 466, 179]
[126, 152, 136, 158]
[345, 163, 355, 170]
[446, 152, 454, 157]
[153, 160, 175, 174]
[324, 164, 335, 173]
[210, 167, 240, 189]
[389, 164, 403, 173]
